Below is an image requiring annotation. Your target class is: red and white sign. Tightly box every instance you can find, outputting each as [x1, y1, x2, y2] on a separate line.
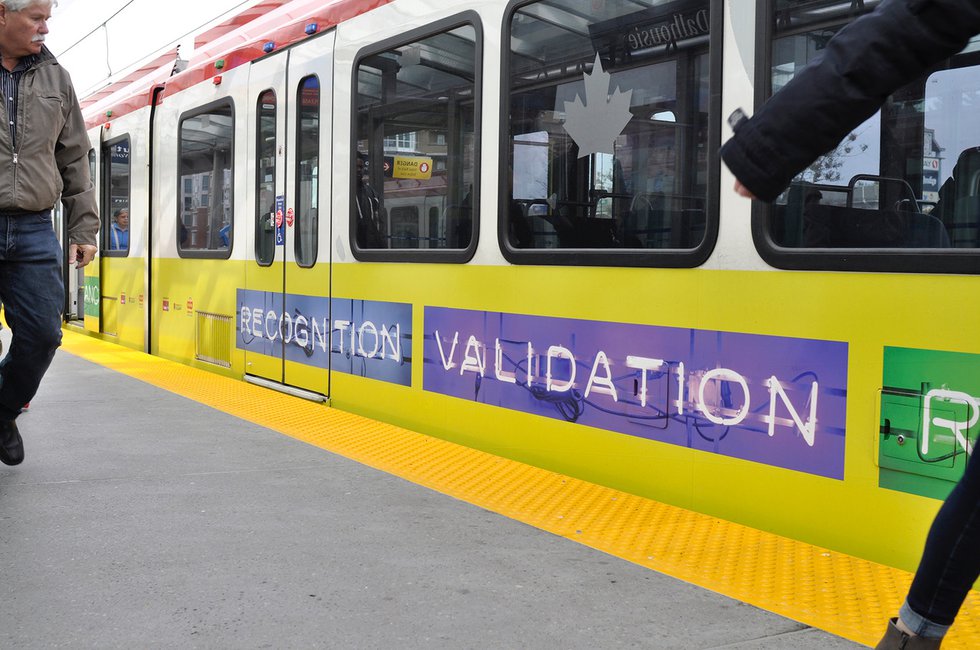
[275, 209, 284, 227]
[286, 207, 295, 227]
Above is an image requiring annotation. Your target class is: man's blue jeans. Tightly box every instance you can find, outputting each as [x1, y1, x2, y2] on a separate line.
[0, 212, 64, 421]
[901, 444, 980, 638]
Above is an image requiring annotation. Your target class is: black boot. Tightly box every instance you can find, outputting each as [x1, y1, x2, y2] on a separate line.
[875, 618, 943, 649]
[0, 419, 23, 465]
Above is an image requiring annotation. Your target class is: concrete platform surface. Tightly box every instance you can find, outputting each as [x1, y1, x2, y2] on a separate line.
[0, 334, 865, 649]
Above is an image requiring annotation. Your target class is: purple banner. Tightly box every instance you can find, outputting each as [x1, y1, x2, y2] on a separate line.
[237, 289, 412, 386]
[423, 308, 848, 479]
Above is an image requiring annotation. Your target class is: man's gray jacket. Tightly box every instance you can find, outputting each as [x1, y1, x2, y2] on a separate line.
[0, 46, 98, 245]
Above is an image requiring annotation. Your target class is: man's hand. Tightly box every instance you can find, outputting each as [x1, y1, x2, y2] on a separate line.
[734, 180, 757, 200]
[69, 243, 97, 268]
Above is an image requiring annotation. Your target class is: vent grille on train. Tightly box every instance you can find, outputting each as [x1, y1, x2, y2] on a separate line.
[195, 311, 232, 368]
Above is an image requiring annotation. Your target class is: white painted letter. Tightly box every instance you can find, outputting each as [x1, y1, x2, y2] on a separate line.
[358, 321, 380, 359]
[265, 310, 279, 342]
[766, 377, 818, 447]
[241, 306, 251, 336]
[698, 368, 750, 426]
[252, 309, 264, 339]
[381, 324, 401, 363]
[547, 345, 576, 393]
[626, 356, 665, 407]
[922, 389, 978, 456]
[281, 312, 293, 343]
[526, 345, 535, 387]
[494, 339, 517, 384]
[333, 320, 351, 354]
[585, 351, 618, 401]
[312, 318, 328, 352]
[676, 362, 685, 414]
[434, 330, 459, 371]
[294, 316, 309, 348]
[460, 336, 486, 376]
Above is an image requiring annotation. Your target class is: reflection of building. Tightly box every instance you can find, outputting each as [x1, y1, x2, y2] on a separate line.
[922, 128, 944, 203]
[181, 170, 232, 248]
[108, 141, 131, 217]
[384, 130, 448, 171]
[182, 174, 210, 216]
[379, 128, 458, 248]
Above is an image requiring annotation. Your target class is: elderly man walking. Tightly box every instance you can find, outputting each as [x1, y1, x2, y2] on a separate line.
[0, 0, 98, 466]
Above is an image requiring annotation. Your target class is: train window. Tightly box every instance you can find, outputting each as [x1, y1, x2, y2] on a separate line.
[102, 135, 131, 256]
[503, 0, 720, 266]
[255, 90, 277, 266]
[390, 206, 420, 249]
[178, 101, 234, 257]
[352, 17, 480, 262]
[756, 0, 980, 273]
[295, 76, 318, 267]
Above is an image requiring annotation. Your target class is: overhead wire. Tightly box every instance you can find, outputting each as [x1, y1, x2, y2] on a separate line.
[54, 0, 263, 77]
[53, 0, 137, 59]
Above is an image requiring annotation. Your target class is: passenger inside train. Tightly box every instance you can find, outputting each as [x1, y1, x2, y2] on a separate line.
[109, 209, 129, 250]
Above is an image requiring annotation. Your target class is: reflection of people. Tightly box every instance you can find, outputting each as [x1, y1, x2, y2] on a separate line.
[720, 2, 980, 648]
[723, 3, 980, 205]
[109, 208, 129, 250]
[508, 200, 532, 248]
[453, 184, 473, 248]
[0, 0, 99, 467]
[932, 147, 980, 237]
[354, 153, 386, 248]
[505, 163, 533, 248]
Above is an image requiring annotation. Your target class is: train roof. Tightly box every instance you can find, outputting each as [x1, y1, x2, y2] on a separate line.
[82, 0, 390, 129]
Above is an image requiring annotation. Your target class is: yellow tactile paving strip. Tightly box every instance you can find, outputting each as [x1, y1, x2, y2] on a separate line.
[60, 329, 980, 648]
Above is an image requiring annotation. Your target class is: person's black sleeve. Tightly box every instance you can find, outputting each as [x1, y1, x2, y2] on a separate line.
[721, 0, 980, 202]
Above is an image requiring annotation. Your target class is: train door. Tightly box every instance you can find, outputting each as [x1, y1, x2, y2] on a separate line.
[243, 35, 334, 397]
[55, 200, 85, 322]
[282, 38, 333, 394]
[66, 146, 98, 328]
[243, 53, 287, 383]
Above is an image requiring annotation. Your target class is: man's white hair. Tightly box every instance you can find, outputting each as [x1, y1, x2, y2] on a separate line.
[1, 1, 57, 11]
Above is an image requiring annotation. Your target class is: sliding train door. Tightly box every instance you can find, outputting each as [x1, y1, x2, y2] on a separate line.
[242, 35, 334, 397]
[282, 36, 333, 394]
[243, 53, 287, 383]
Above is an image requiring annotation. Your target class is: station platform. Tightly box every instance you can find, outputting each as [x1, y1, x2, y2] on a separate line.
[1, 328, 977, 648]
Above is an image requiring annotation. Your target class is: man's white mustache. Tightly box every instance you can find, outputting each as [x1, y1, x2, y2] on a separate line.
[32, 36, 45, 43]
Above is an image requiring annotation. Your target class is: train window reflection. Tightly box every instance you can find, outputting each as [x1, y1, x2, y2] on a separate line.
[178, 102, 234, 256]
[506, 0, 711, 258]
[353, 23, 478, 255]
[767, 2, 980, 253]
[255, 89, 276, 266]
[102, 135, 131, 256]
[295, 76, 319, 267]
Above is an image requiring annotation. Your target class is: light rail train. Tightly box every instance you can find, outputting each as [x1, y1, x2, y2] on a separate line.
[67, 0, 980, 577]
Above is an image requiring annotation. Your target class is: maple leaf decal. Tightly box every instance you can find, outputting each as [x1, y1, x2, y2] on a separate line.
[562, 53, 633, 158]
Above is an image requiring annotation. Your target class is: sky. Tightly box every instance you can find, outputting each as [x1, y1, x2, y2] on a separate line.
[44, 0, 265, 97]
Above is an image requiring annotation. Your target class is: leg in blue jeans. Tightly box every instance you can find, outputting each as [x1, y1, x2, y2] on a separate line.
[900, 444, 980, 638]
[0, 212, 64, 421]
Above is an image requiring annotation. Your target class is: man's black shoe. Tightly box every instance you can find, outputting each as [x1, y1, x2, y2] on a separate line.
[0, 419, 23, 466]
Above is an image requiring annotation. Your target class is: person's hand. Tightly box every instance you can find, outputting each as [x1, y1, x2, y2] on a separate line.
[69, 243, 97, 268]
[734, 180, 757, 200]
